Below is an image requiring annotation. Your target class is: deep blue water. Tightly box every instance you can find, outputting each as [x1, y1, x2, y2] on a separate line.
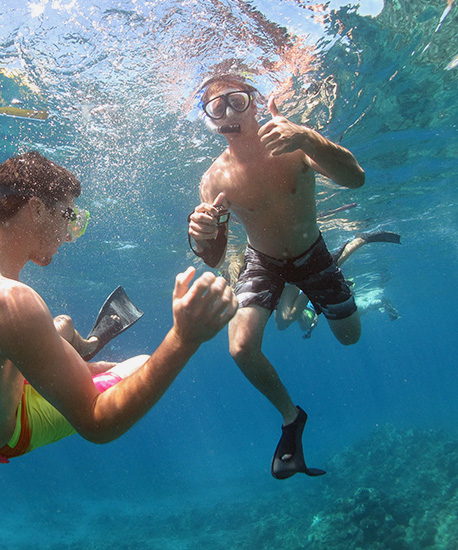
[1, 0, 457, 548]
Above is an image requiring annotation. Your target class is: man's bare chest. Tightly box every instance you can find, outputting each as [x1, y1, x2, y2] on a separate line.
[224, 163, 313, 213]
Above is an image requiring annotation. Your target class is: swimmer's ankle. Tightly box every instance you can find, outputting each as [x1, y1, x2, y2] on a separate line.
[282, 407, 300, 426]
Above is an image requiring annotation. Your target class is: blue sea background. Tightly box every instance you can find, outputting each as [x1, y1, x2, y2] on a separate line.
[1, 0, 457, 548]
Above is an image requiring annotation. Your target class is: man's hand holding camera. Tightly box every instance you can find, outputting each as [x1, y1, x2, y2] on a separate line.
[188, 192, 229, 244]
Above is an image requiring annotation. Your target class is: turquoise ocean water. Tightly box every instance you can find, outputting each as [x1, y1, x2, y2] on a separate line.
[1, 0, 457, 548]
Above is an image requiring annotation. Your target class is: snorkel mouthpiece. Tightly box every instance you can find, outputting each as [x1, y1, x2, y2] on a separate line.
[218, 124, 241, 134]
[204, 116, 241, 135]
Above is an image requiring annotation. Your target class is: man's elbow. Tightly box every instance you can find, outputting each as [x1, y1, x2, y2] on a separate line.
[78, 426, 117, 445]
[346, 167, 365, 189]
[74, 410, 121, 445]
[355, 167, 365, 188]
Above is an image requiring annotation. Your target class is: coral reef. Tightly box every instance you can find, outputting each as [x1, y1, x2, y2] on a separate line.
[4, 424, 458, 549]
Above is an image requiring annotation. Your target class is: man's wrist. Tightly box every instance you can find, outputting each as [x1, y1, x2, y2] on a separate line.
[298, 126, 313, 150]
[168, 326, 201, 357]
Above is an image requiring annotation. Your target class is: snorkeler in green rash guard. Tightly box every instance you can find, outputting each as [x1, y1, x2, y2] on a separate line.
[0, 151, 237, 463]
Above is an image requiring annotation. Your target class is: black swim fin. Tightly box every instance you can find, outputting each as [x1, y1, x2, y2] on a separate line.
[271, 406, 326, 480]
[355, 230, 401, 245]
[83, 286, 144, 361]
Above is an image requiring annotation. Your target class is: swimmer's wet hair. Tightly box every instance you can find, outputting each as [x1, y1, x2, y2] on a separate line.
[0, 151, 81, 221]
[200, 74, 262, 105]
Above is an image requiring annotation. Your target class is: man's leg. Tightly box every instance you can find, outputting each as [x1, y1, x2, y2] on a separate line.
[229, 305, 298, 425]
[229, 306, 326, 479]
[327, 310, 361, 345]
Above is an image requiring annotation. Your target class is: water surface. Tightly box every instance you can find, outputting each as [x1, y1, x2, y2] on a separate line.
[1, 0, 457, 548]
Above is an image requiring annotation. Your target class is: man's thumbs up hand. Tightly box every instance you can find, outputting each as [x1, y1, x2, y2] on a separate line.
[258, 97, 309, 156]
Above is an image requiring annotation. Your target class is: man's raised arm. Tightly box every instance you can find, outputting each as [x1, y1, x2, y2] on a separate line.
[1, 268, 237, 444]
[258, 98, 365, 189]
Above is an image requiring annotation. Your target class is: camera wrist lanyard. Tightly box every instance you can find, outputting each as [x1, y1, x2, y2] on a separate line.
[187, 211, 230, 267]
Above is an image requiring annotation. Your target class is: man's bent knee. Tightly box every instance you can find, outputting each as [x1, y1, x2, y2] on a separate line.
[337, 331, 361, 346]
[229, 336, 262, 365]
[229, 304, 270, 364]
[328, 312, 361, 346]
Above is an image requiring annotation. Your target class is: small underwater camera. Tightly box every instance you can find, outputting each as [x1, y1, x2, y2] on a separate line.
[214, 205, 230, 225]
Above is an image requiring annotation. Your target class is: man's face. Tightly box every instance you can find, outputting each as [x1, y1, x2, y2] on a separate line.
[203, 87, 256, 134]
[31, 195, 76, 266]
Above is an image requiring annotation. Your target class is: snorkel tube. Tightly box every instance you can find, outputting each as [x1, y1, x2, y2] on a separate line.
[204, 116, 240, 134]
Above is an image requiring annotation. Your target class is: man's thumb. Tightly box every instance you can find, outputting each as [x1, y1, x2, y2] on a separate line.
[213, 192, 229, 209]
[174, 266, 196, 299]
[268, 97, 281, 118]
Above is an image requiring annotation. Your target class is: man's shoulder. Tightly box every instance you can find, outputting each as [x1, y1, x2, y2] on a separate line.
[199, 173, 215, 203]
[200, 156, 230, 197]
[0, 277, 35, 301]
[0, 279, 45, 322]
[0, 279, 52, 358]
[206, 150, 230, 173]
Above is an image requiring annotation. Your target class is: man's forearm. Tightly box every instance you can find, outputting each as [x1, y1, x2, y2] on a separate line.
[81, 328, 199, 444]
[301, 129, 365, 189]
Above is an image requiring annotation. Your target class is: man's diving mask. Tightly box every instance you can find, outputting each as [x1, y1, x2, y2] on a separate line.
[202, 90, 253, 120]
[61, 206, 90, 241]
[202, 90, 253, 134]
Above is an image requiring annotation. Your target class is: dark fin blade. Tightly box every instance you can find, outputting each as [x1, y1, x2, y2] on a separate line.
[83, 286, 144, 361]
[354, 231, 401, 245]
[271, 407, 326, 480]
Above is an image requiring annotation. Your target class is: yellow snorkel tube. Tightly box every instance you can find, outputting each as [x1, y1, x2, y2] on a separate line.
[0, 106, 48, 120]
[0, 68, 49, 121]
